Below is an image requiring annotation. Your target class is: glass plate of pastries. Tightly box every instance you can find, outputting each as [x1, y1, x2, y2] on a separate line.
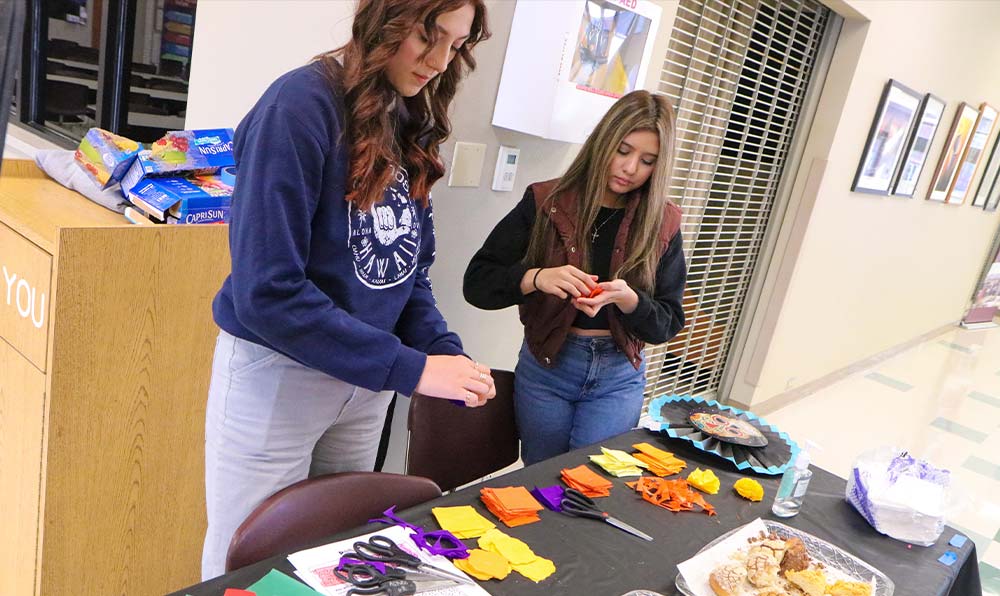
[675, 519, 894, 596]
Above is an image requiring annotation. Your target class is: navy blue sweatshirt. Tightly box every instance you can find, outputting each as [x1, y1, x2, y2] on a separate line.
[213, 63, 463, 396]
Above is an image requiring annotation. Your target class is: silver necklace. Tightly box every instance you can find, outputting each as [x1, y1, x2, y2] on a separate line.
[591, 209, 621, 242]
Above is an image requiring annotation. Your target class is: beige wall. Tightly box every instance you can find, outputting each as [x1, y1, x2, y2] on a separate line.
[185, 0, 679, 372]
[186, 1, 355, 130]
[733, 0, 1000, 408]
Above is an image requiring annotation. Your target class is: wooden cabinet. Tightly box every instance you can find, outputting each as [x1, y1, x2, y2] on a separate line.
[0, 160, 229, 596]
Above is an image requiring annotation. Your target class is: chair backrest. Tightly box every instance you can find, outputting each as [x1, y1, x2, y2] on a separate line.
[44, 80, 90, 117]
[406, 369, 519, 492]
[225, 471, 441, 572]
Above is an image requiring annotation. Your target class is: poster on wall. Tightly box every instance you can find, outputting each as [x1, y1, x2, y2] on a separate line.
[947, 103, 998, 205]
[891, 94, 945, 197]
[927, 103, 979, 202]
[987, 180, 1000, 211]
[972, 134, 1000, 208]
[492, 0, 662, 144]
[851, 80, 922, 195]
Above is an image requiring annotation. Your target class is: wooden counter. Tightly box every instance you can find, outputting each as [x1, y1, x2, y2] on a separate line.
[0, 159, 229, 596]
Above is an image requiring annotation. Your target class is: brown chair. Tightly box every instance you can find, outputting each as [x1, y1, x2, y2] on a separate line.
[406, 369, 519, 492]
[225, 471, 441, 572]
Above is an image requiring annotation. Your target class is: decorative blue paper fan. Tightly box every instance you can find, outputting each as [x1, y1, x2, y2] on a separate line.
[647, 395, 799, 475]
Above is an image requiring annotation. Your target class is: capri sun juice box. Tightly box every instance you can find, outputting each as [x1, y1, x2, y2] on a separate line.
[120, 128, 235, 198]
[127, 173, 232, 224]
[74, 128, 142, 189]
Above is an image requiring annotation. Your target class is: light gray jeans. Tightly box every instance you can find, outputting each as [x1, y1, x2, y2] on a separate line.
[201, 330, 394, 579]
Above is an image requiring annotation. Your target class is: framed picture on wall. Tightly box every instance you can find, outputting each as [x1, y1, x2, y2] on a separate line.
[986, 179, 1000, 211]
[928, 103, 979, 202]
[891, 94, 946, 197]
[492, 0, 662, 143]
[851, 79, 923, 194]
[947, 102, 999, 204]
[972, 134, 1000, 208]
[982, 153, 1000, 211]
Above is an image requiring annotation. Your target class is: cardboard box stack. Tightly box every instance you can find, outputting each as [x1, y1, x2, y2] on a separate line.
[73, 127, 235, 224]
[120, 129, 235, 224]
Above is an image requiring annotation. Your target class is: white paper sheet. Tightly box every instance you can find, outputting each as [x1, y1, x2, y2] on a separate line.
[676, 518, 769, 596]
[287, 525, 491, 596]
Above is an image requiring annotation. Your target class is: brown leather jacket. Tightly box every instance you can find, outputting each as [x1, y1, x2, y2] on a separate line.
[519, 179, 682, 370]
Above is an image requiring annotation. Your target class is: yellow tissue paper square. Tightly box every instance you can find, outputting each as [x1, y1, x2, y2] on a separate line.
[455, 548, 511, 580]
[432, 505, 496, 539]
[600, 447, 648, 468]
[477, 527, 506, 548]
[588, 454, 645, 477]
[478, 528, 556, 581]
[454, 557, 493, 581]
[513, 558, 556, 582]
[479, 529, 535, 566]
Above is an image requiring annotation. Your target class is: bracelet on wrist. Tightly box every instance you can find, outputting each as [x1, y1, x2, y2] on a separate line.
[532, 268, 544, 292]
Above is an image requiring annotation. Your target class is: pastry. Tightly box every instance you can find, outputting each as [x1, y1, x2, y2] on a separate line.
[779, 537, 810, 573]
[746, 545, 781, 587]
[709, 562, 747, 596]
[828, 579, 873, 596]
[784, 568, 828, 596]
[761, 539, 787, 564]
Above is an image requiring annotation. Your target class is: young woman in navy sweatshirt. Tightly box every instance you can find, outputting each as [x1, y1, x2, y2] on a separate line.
[464, 91, 686, 465]
[202, 0, 492, 578]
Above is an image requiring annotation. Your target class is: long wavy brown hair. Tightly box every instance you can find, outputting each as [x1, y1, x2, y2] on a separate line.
[317, 0, 489, 211]
[524, 91, 677, 293]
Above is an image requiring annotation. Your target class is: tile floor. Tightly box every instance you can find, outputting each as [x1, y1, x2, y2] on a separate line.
[765, 324, 1000, 594]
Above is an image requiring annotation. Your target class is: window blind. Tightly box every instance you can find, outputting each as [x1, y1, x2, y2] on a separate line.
[644, 0, 831, 402]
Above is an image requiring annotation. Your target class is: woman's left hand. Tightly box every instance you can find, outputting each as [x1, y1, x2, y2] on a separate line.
[572, 279, 639, 317]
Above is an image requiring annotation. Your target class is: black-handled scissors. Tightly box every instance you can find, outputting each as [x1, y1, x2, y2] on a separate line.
[352, 535, 474, 586]
[334, 559, 455, 596]
[560, 488, 654, 542]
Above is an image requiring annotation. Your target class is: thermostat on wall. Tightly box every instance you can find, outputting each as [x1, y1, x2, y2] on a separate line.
[491, 146, 520, 192]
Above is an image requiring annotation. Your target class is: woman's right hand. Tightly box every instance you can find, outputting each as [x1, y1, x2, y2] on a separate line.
[415, 355, 495, 407]
[525, 265, 598, 299]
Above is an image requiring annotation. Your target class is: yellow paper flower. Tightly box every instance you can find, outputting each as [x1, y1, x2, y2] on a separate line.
[687, 468, 721, 494]
[734, 478, 764, 502]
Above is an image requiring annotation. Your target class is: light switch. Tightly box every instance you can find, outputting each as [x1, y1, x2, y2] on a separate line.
[448, 142, 487, 187]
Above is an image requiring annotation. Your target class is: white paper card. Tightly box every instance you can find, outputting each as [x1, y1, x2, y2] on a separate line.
[287, 524, 490, 596]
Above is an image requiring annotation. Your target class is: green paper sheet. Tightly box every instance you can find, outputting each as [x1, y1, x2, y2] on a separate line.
[246, 569, 323, 596]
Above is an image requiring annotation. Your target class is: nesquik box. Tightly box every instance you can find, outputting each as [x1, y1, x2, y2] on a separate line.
[120, 128, 234, 198]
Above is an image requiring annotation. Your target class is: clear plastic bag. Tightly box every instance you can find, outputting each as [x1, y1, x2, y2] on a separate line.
[846, 446, 951, 546]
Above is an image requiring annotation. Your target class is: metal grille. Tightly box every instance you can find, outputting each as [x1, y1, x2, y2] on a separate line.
[644, 0, 831, 401]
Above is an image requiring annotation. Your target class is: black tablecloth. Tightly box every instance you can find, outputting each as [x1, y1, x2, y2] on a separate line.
[170, 429, 981, 596]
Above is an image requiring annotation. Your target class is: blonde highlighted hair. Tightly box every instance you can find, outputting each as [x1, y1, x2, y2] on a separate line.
[524, 90, 677, 292]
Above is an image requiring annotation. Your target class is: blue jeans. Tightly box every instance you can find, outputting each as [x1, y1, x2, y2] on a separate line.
[514, 335, 646, 465]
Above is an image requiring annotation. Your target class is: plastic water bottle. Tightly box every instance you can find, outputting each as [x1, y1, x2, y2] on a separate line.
[772, 443, 814, 517]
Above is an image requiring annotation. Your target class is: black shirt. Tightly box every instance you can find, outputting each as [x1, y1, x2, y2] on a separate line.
[571, 206, 625, 330]
[463, 188, 687, 345]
